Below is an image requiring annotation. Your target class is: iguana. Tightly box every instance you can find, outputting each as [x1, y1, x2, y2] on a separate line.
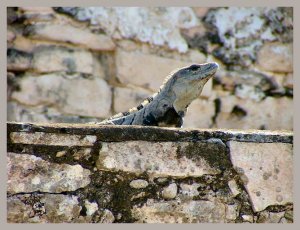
[99, 62, 219, 127]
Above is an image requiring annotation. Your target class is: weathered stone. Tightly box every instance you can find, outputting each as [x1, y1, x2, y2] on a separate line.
[228, 179, 241, 197]
[11, 73, 112, 118]
[116, 50, 192, 91]
[132, 199, 226, 223]
[242, 214, 254, 223]
[229, 141, 293, 212]
[7, 196, 34, 223]
[7, 29, 16, 43]
[32, 46, 93, 74]
[283, 73, 293, 89]
[268, 212, 285, 223]
[179, 183, 200, 198]
[216, 96, 293, 130]
[56, 7, 200, 53]
[129, 179, 149, 189]
[84, 200, 98, 216]
[256, 42, 293, 73]
[215, 69, 276, 92]
[26, 24, 115, 51]
[10, 132, 96, 146]
[100, 209, 115, 223]
[7, 48, 32, 71]
[193, 7, 210, 18]
[235, 85, 265, 102]
[7, 153, 91, 194]
[284, 210, 293, 221]
[183, 99, 215, 128]
[225, 204, 238, 221]
[96, 141, 220, 178]
[19, 7, 55, 22]
[7, 194, 81, 223]
[162, 183, 178, 199]
[113, 87, 151, 113]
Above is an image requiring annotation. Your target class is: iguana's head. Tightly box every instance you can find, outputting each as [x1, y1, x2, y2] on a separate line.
[163, 62, 219, 116]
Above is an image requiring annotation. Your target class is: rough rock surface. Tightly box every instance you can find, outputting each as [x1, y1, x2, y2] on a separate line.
[7, 152, 91, 194]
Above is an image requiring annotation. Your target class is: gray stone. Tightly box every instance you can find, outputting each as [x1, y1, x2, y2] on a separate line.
[84, 200, 98, 216]
[179, 183, 200, 198]
[7, 48, 32, 71]
[228, 179, 241, 197]
[229, 141, 293, 212]
[129, 179, 149, 189]
[7, 194, 81, 223]
[132, 199, 226, 223]
[162, 183, 178, 199]
[7, 153, 91, 194]
[10, 132, 96, 146]
[32, 46, 94, 74]
[96, 141, 220, 178]
[100, 209, 115, 223]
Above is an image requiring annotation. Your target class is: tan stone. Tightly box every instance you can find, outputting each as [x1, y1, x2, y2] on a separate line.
[7, 153, 91, 194]
[193, 7, 211, 18]
[229, 141, 293, 212]
[132, 199, 226, 223]
[10, 132, 96, 146]
[256, 42, 293, 73]
[216, 96, 293, 130]
[129, 179, 149, 189]
[113, 87, 151, 113]
[11, 73, 112, 118]
[7, 49, 32, 71]
[27, 24, 115, 51]
[32, 46, 93, 74]
[161, 183, 178, 199]
[183, 99, 215, 129]
[116, 50, 192, 91]
[96, 141, 220, 178]
[283, 73, 293, 89]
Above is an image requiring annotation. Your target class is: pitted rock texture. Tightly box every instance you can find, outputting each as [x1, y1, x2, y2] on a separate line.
[7, 123, 293, 223]
[229, 141, 293, 212]
[7, 153, 91, 194]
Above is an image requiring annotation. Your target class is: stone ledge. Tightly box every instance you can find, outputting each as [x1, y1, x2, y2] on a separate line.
[6, 122, 293, 223]
[7, 122, 293, 143]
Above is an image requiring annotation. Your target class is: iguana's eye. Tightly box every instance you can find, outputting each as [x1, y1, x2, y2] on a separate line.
[189, 65, 199, 71]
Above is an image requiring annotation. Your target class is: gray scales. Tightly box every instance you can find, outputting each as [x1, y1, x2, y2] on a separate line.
[99, 62, 219, 127]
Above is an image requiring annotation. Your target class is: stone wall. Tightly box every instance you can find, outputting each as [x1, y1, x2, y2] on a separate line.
[7, 122, 293, 223]
[7, 7, 293, 130]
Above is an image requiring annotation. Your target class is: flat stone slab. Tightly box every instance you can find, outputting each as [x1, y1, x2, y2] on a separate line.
[96, 141, 222, 178]
[7, 152, 91, 194]
[229, 141, 293, 212]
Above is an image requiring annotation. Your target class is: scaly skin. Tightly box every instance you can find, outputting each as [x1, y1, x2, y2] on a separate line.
[99, 62, 219, 127]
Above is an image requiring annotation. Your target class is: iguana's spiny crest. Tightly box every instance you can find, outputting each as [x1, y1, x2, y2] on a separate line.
[99, 62, 219, 127]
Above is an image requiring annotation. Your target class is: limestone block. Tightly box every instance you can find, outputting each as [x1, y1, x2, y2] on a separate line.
[256, 42, 293, 73]
[116, 50, 192, 91]
[11, 73, 112, 118]
[32, 46, 93, 74]
[183, 99, 215, 128]
[229, 141, 293, 212]
[96, 141, 222, 178]
[113, 87, 151, 113]
[216, 96, 293, 130]
[132, 199, 226, 223]
[7, 153, 91, 194]
[26, 24, 115, 51]
[10, 132, 96, 146]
